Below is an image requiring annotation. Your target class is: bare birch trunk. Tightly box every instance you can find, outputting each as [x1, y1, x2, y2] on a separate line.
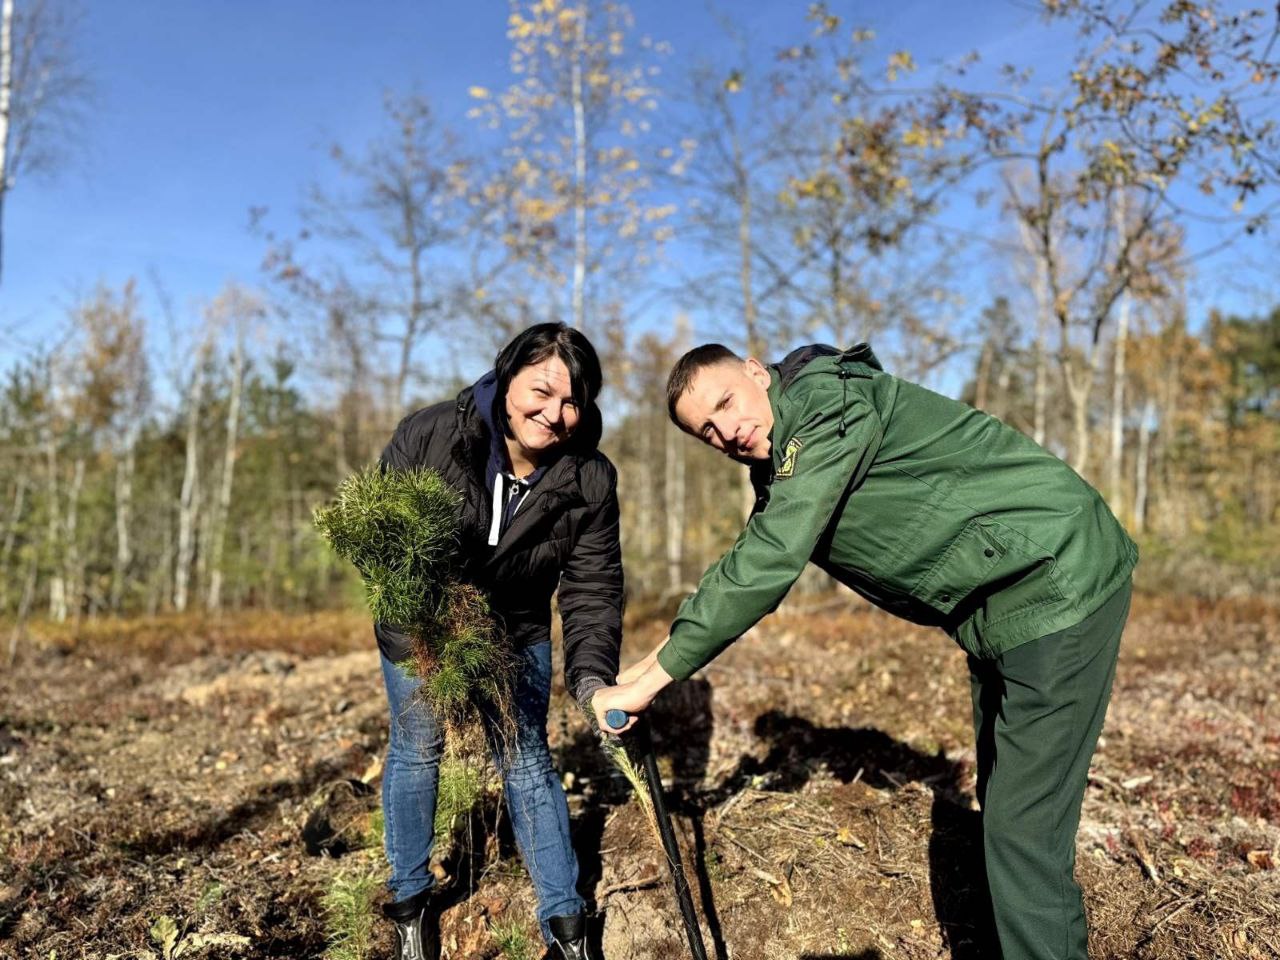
[1147, 313, 1182, 538]
[174, 348, 209, 613]
[727, 103, 759, 522]
[735, 130, 758, 358]
[994, 366, 1012, 423]
[64, 456, 84, 622]
[664, 419, 685, 593]
[1033, 298, 1049, 446]
[0, 0, 14, 284]
[1066, 366, 1094, 474]
[737, 175, 752, 527]
[1163, 320, 1184, 537]
[194, 472, 212, 604]
[974, 340, 994, 411]
[0, 472, 25, 612]
[638, 410, 656, 591]
[392, 227, 426, 414]
[207, 331, 244, 612]
[1017, 218, 1050, 446]
[1, 473, 26, 573]
[45, 424, 66, 622]
[110, 431, 136, 610]
[146, 484, 173, 615]
[8, 554, 36, 667]
[1107, 297, 1130, 515]
[1107, 192, 1131, 517]
[1134, 397, 1154, 533]
[1060, 320, 1102, 475]
[570, 7, 587, 332]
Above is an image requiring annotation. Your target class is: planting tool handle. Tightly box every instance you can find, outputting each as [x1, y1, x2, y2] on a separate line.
[637, 716, 709, 960]
[604, 708, 631, 731]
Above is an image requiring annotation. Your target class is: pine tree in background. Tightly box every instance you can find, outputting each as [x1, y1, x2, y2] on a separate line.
[314, 464, 516, 739]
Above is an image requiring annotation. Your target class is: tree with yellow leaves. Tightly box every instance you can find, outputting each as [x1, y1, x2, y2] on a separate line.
[766, 5, 966, 374]
[901, 0, 1280, 474]
[466, 0, 673, 338]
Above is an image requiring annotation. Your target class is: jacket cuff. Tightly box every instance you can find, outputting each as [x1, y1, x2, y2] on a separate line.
[573, 675, 607, 710]
[656, 641, 701, 682]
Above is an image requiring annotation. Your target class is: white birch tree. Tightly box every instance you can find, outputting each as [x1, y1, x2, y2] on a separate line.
[174, 330, 213, 614]
[204, 286, 261, 612]
[0, 0, 88, 283]
[469, 0, 673, 334]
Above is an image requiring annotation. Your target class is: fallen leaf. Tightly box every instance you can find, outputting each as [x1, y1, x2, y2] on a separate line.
[836, 828, 866, 849]
[750, 867, 793, 907]
[771, 873, 793, 908]
[1246, 849, 1274, 870]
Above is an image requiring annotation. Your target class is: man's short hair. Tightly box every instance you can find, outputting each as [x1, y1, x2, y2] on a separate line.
[666, 343, 742, 426]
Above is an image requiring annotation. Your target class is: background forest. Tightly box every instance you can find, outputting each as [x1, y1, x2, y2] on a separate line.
[2, 0, 1279, 637]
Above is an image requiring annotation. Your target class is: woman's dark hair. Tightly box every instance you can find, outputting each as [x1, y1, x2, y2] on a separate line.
[493, 323, 603, 436]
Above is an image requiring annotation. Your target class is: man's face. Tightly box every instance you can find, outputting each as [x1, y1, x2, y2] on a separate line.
[674, 358, 774, 462]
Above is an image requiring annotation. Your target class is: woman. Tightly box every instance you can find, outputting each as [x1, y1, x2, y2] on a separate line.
[375, 323, 621, 960]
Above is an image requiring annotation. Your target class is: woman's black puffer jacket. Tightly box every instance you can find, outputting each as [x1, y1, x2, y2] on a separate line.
[373, 385, 623, 705]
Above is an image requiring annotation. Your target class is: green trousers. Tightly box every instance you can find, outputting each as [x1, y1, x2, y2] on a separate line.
[968, 581, 1131, 960]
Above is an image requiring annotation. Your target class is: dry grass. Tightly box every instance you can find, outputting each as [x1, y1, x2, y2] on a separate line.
[11, 608, 371, 661]
[0, 591, 1276, 959]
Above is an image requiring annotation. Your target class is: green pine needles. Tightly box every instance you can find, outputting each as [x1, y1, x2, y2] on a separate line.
[315, 465, 517, 739]
[315, 465, 462, 625]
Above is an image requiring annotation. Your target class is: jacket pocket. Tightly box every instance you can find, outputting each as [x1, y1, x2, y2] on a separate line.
[912, 517, 1007, 616]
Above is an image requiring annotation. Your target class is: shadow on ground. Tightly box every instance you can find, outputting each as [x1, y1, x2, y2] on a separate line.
[708, 709, 998, 960]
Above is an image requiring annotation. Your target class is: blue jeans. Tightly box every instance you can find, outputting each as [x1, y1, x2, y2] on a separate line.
[380, 641, 583, 943]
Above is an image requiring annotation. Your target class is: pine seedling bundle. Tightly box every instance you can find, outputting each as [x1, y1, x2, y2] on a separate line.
[589, 713, 656, 838]
[318, 465, 655, 848]
[314, 465, 516, 738]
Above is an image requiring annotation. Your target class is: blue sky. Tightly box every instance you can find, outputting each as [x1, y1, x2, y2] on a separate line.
[1, 1, 1275, 379]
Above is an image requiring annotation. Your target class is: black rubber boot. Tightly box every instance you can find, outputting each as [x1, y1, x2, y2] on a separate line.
[547, 913, 601, 960]
[382, 889, 436, 960]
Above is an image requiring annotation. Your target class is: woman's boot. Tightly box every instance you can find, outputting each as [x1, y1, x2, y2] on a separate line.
[547, 912, 601, 960]
[383, 889, 436, 960]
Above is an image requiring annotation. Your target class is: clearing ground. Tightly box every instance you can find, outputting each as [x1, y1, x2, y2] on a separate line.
[1, 594, 1277, 959]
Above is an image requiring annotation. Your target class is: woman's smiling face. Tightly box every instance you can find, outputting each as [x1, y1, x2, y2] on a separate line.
[504, 354, 581, 459]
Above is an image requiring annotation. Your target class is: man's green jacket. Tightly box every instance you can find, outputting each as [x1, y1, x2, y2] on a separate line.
[657, 345, 1139, 681]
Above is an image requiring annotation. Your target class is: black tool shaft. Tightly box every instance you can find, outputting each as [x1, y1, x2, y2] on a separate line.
[637, 719, 709, 960]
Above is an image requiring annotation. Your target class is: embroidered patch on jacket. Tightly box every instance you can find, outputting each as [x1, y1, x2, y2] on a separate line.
[776, 437, 804, 478]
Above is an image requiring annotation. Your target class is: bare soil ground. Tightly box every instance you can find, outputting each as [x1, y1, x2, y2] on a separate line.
[1, 595, 1277, 959]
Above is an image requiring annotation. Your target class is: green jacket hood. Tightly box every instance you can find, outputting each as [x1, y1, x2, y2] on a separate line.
[749, 343, 886, 498]
[772, 343, 883, 389]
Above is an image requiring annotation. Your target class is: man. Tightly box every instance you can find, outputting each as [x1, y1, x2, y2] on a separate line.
[592, 343, 1137, 960]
